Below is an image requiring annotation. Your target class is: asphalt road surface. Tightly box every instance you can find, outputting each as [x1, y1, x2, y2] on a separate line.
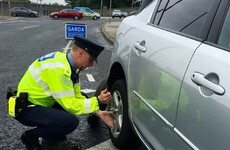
[0, 17, 146, 150]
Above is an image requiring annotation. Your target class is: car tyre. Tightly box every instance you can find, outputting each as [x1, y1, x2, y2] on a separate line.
[54, 15, 58, 19]
[30, 13, 35, 17]
[12, 13, 17, 17]
[93, 16, 97, 20]
[109, 79, 141, 149]
[73, 16, 79, 20]
[94, 78, 108, 110]
[87, 78, 108, 126]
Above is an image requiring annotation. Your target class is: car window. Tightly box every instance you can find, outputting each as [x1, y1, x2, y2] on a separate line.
[113, 10, 121, 12]
[217, 7, 230, 49]
[153, 0, 212, 38]
[85, 9, 92, 13]
[75, 8, 80, 11]
[154, 0, 169, 25]
[21, 8, 28, 12]
[139, 0, 154, 12]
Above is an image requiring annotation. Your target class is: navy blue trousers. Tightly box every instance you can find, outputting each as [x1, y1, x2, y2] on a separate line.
[16, 106, 79, 144]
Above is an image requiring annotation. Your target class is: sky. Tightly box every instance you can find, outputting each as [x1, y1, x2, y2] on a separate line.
[31, 0, 67, 5]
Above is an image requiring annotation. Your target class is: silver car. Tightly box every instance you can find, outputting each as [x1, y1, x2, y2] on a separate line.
[104, 0, 230, 149]
[10, 7, 39, 17]
[112, 10, 122, 18]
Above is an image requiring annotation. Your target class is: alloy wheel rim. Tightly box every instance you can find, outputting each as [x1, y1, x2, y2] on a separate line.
[110, 90, 123, 138]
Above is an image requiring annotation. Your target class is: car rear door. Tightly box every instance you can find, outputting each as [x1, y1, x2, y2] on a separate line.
[127, 0, 219, 149]
[16, 8, 26, 17]
[67, 10, 74, 18]
[175, 1, 230, 149]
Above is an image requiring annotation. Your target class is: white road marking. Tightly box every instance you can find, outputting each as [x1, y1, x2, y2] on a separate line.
[86, 140, 118, 150]
[22, 25, 39, 30]
[63, 40, 72, 53]
[86, 74, 95, 82]
[0, 20, 26, 24]
[81, 89, 96, 93]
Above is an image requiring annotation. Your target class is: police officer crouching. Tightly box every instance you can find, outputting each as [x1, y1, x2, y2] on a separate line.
[8, 36, 114, 150]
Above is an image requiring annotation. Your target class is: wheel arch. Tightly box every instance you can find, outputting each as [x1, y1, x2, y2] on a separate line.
[107, 62, 126, 92]
[29, 13, 35, 17]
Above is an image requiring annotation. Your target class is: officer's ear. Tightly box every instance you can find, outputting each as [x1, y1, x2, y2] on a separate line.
[77, 47, 82, 53]
[75, 48, 82, 57]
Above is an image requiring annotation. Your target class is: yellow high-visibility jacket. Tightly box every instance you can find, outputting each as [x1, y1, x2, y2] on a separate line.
[17, 51, 99, 115]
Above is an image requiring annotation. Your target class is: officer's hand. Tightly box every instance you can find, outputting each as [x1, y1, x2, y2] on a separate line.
[96, 110, 114, 129]
[97, 89, 112, 104]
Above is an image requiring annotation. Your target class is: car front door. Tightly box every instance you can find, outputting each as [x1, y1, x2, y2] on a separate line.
[84, 9, 93, 19]
[21, 8, 29, 17]
[128, 1, 200, 150]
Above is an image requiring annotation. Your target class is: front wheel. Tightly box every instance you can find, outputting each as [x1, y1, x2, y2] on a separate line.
[109, 79, 141, 149]
[93, 16, 97, 20]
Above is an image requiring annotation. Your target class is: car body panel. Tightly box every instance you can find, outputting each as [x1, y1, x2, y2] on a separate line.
[108, 0, 230, 149]
[10, 7, 38, 17]
[112, 10, 122, 18]
[121, 12, 128, 18]
[123, 2, 202, 149]
[74, 7, 100, 19]
[50, 9, 83, 19]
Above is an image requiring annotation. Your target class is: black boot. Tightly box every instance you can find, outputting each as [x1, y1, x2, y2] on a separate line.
[20, 131, 41, 150]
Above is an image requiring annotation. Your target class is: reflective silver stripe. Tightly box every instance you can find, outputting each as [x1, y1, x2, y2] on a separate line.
[29, 65, 51, 96]
[29, 63, 65, 96]
[84, 99, 91, 114]
[52, 90, 75, 99]
[40, 63, 64, 70]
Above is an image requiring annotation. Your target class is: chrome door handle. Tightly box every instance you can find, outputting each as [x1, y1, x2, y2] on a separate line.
[191, 72, 225, 95]
[134, 41, 146, 52]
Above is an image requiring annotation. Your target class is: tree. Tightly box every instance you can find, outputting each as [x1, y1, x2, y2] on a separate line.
[52, 2, 62, 6]
[13, 0, 29, 2]
[65, 0, 132, 9]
